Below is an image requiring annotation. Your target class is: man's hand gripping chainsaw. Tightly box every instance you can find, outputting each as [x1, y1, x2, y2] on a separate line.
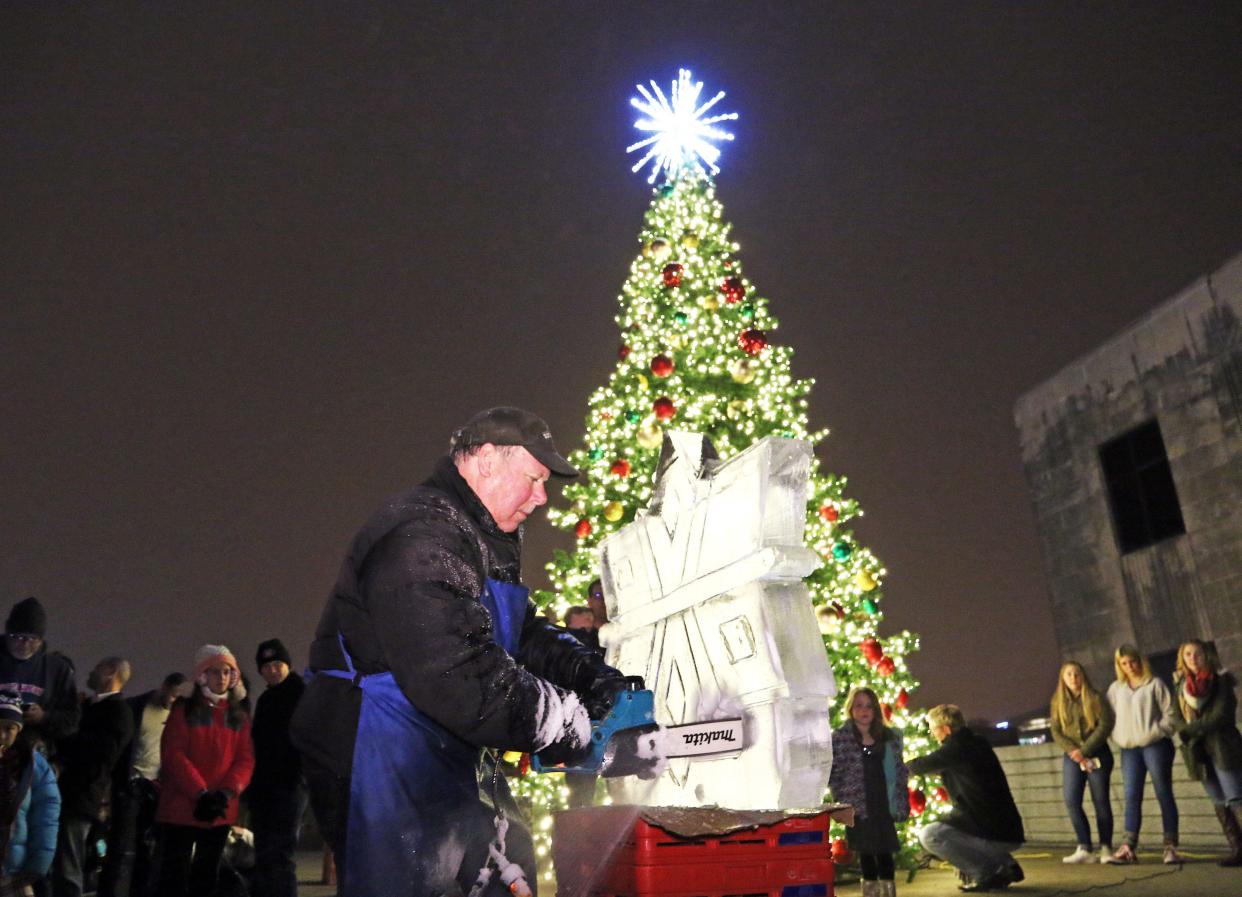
[532, 676, 744, 778]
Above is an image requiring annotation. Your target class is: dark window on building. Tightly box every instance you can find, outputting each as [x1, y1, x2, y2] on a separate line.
[1099, 420, 1186, 553]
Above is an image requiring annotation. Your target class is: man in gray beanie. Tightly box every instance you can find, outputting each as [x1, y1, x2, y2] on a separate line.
[0, 597, 79, 756]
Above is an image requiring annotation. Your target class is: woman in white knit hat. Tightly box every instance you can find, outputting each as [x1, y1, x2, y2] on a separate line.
[155, 645, 254, 897]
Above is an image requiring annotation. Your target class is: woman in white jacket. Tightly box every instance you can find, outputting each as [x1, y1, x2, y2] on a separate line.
[1106, 645, 1182, 864]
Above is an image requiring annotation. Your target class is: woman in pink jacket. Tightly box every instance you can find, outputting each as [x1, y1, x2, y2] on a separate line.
[156, 645, 254, 897]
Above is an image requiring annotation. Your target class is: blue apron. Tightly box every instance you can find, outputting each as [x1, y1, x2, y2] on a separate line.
[324, 578, 529, 897]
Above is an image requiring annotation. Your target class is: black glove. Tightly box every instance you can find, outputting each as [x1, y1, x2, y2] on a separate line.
[583, 671, 628, 721]
[193, 789, 230, 822]
[535, 735, 594, 769]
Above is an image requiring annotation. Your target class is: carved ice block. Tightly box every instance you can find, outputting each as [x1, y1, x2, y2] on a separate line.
[598, 432, 836, 809]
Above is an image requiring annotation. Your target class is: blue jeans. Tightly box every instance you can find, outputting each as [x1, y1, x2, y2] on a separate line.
[917, 822, 1020, 882]
[1119, 739, 1178, 846]
[1201, 757, 1242, 807]
[1062, 744, 1114, 848]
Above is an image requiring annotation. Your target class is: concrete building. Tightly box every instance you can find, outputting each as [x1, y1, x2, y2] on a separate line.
[1015, 250, 1242, 685]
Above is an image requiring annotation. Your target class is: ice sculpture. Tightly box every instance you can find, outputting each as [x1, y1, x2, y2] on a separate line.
[598, 431, 836, 809]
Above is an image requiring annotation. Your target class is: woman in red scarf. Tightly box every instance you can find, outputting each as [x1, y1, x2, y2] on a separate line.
[1174, 639, 1242, 867]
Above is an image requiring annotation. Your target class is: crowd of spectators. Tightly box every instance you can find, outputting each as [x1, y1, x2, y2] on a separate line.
[0, 596, 306, 897]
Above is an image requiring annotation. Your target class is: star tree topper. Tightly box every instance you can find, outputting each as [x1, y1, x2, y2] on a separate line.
[627, 68, 738, 184]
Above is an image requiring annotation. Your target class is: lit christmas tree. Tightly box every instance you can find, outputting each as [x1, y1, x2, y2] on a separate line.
[512, 69, 941, 881]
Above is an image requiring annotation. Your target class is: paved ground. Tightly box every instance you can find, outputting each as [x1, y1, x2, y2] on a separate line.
[293, 843, 1242, 895]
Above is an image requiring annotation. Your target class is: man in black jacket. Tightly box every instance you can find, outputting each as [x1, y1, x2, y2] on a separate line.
[98, 671, 185, 897]
[0, 597, 79, 757]
[291, 407, 629, 897]
[249, 638, 306, 897]
[51, 656, 135, 897]
[907, 704, 1026, 892]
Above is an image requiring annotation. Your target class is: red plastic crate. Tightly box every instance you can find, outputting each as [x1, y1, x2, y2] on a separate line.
[605, 856, 833, 896]
[553, 807, 834, 897]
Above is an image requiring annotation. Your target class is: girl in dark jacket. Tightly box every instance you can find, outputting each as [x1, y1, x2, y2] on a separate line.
[829, 687, 909, 897]
[156, 645, 255, 897]
[1174, 639, 1242, 867]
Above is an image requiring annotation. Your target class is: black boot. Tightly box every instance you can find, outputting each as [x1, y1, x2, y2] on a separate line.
[1216, 804, 1242, 867]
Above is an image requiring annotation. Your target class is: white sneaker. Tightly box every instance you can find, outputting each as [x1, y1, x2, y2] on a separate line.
[1099, 846, 1116, 863]
[1063, 846, 1095, 864]
[1163, 846, 1183, 864]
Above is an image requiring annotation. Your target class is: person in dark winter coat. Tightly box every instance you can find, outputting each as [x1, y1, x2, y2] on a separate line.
[291, 407, 630, 897]
[51, 658, 135, 897]
[828, 687, 908, 897]
[98, 672, 186, 897]
[247, 638, 306, 897]
[1173, 639, 1242, 867]
[0, 599, 79, 758]
[0, 690, 61, 897]
[907, 704, 1025, 893]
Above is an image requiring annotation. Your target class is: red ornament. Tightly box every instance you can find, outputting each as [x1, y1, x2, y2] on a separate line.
[738, 328, 767, 356]
[610, 459, 631, 478]
[877, 656, 896, 677]
[895, 688, 909, 709]
[720, 276, 745, 304]
[574, 519, 592, 539]
[662, 263, 684, 288]
[909, 788, 927, 815]
[650, 354, 674, 378]
[830, 838, 852, 865]
[881, 702, 893, 722]
[653, 397, 676, 421]
[860, 637, 882, 665]
[818, 504, 839, 522]
[518, 753, 531, 777]
[934, 786, 950, 803]
[618, 345, 631, 361]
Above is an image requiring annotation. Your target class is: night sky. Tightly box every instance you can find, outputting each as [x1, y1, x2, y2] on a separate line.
[4, 3, 1242, 721]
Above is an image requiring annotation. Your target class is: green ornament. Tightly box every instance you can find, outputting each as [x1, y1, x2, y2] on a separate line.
[831, 541, 852, 560]
[674, 311, 689, 326]
[625, 409, 642, 424]
[587, 447, 605, 462]
[740, 303, 756, 320]
[862, 597, 879, 615]
[658, 181, 675, 197]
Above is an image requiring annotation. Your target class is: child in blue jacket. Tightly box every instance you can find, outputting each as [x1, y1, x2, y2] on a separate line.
[0, 690, 60, 896]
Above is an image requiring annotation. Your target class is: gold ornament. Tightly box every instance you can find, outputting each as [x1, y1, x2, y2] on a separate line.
[730, 358, 757, 384]
[700, 293, 720, 312]
[636, 420, 663, 449]
[855, 570, 878, 592]
[726, 399, 747, 419]
[603, 501, 625, 522]
[636, 373, 649, 390]
[682, 232, 700, 249]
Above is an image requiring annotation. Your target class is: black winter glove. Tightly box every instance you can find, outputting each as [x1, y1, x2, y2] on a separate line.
[193, 789, 230, 822]
[584, 671, 628, 721]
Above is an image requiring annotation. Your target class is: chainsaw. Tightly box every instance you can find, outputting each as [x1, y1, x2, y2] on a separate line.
[531, 676, 744, 778]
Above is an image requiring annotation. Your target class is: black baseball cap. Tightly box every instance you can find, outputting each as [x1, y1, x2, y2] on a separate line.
[450, 407, 579, 478]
